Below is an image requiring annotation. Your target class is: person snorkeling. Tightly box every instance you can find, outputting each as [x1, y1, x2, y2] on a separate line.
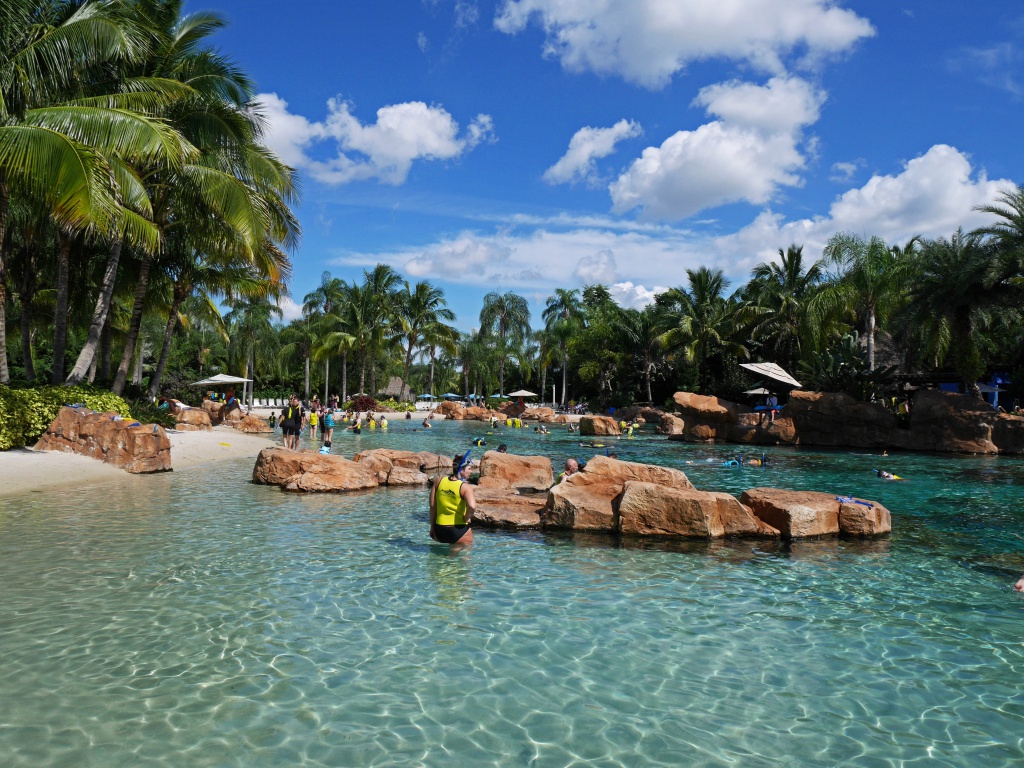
[429, 452, 477, 547]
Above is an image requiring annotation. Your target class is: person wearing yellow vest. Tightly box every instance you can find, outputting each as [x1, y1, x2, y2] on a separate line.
[429, 453, 477, 546]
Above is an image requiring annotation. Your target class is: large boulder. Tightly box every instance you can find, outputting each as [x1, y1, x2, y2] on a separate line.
[904, 390, 998, 454]
[234, 413, 272, 433]
[617, 406, 665, 424]
[579, 415, 621, 436]
[219, 401, 243, 424]
[473, 488, 545, 529]
[435, 400, 464, 418]
[201, 399, 224, 425]
[740, 487, 891, 538]
[784, 390, 896, 449]
[992, 413, 1024, 455]
[618, 482, 779, 538]
[173, 407, 212, 432]
[35, 406, 171, 474]
[543, 455, 693, 531]
[657, 414, 685, 435]
[499, 401, 527, 418]
[523, 407, 557, 422]
[352, 449, 450, 484]
[479, 451, 554, 493]
[252, 446, 379, 492]
[463, 406, 494, 421]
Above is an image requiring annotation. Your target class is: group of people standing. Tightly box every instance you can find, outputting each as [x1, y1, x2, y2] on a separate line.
[270, 394, 397, 453]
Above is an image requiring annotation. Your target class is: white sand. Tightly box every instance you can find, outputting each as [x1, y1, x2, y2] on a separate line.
[0, 425, 275, 500]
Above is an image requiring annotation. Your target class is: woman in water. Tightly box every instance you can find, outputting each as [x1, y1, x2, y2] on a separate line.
[429, 454, 477, 546]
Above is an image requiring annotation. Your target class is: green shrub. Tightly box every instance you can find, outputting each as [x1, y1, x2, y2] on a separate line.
[0, 384, 132, 451]
[374, 398, 415, 412]
[130, 399, 178, 430]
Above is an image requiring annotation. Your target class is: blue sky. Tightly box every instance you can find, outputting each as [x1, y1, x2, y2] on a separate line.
[198, 1, 1023, 329]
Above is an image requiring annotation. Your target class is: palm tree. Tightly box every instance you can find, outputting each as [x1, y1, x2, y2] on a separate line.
[394, 280, 456, 401]
[223, 295, 281, 406]
[823, 233, 916, 370]
[362, 264, 403, 397]
[0, 0, 184, 384]
[659, 267, 747, 393]
[542, 287, 583, 406]
[278, 315, 318, 401]
[741, 244, 829, 369]
[479, 290, 531, 396]
[303, 271, 349, 400]
[613, 305, 666, 403]
[902, 230, 1002, 395]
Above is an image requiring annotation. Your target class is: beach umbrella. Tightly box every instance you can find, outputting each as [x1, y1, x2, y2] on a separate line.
[442, 393, 462, 399]
[506, 389, 537, 397]
[417, 394, 436, 399]
[488, 393, 505, 399]
[191, 373, 252, 386]
[744, 387, 772, 395]
[739, 362, 801, 388]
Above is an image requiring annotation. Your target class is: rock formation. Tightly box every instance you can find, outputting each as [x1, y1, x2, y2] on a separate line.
[35, 406, 171, 473]
[579, 415, 621, 436]
[668, 389, 1024, 455]
[741, 488, 891, 539]
[478, 450, 553, 493]
[234, 414, 273, 433]
[173, 407, 212, 432]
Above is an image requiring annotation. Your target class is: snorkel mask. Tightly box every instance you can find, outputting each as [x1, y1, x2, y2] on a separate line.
[455, 448, 472, 476]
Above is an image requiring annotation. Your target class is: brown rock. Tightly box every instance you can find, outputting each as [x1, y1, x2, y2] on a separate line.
[354, 449, 450, 474]
[436, 401, 466, 419]
[543, 455, 694, 531]
[740, 488, 841, 539]
[234, 413, 272, 433]
[672, 392, 741, 422]
[657, 414, 685, 435]
[579, 415, 621, 436]
[220, 401, 243, 424]
[479, 451, 554, 493]
[523, 407, 556, 422]
[838, 498, 892, 536]
[904, 390, 998, 453]
[463, 406, 492, 421]
[992, 413, 1024, 455]
[34, 406, 171, 474]
[473, 488, 545, 529]
[386, 466, 430, 486]
[784, 390, 897, 449]
[618, 482, 778, 538]
[252, 446, 379, 492]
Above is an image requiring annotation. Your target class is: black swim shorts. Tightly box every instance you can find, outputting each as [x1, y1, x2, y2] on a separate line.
[432, 525, 471, 544]
[282, 426, 300, 437]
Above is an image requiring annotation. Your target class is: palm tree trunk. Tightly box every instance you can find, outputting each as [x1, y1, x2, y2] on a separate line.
[429, 350, 435, 396]
[100, 313, 112, 381]
[18, 255, 36, 382]
[66, 240, 122, 385]
[358, 348, 367, 395]
[113, 252, 153, 395]
[147, 290, 184, 398]
[0, 173, 11, 384]
[303, 355, 310, 401]
[369, 345, 378, 398]
[540, 364, 547, 407]
[400, 339, 414, 402]
[50, 232, 73, 384]
[323, 358, 329, 403]
[132, 331, 145, 385]
[87, 350, 97, 383]
[646, 365, 653, 403]
[866, 308, 876, 371]
[342, 351, 347, 402]
[561, 354, 569, 406]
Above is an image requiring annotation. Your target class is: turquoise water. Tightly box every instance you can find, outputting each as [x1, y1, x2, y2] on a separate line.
[2, 421, 1024, 766]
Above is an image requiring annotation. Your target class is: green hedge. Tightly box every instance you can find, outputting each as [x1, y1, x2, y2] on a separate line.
[0, 384, 132, 451]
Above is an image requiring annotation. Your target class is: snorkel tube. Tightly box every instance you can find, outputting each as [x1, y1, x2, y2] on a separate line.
[455, 448, 472, 476]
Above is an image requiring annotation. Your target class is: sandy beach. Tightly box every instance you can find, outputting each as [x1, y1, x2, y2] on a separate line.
[0, 425, 276, 500]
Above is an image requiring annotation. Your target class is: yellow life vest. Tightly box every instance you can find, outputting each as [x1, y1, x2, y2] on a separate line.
[435, 476, 468, 526]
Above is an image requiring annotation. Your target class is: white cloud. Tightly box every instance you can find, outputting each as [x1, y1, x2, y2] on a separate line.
[712, 144, 1015, 276]
[829, 160, 861, 183]
[573, 249, 619, 283]
[331, 145, 1014, 304]
[609, 281, 666, 309]
[417, 32, 429, 52]
[610, 77, 823, 220]
[257, 93, 495, 185]
[455, 2, 480, 27]
[544, 119, 643, 185]
[276, 296, 304, 322]
[495, 0, 874, 89]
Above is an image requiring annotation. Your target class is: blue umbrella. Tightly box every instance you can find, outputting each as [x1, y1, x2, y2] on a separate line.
[442, 393, 462, 399]
[488, 393, 504, 398]
[417, 394, 436, 399]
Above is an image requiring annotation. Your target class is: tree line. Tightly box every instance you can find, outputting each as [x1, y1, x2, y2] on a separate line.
[3, 2, 1024, 412]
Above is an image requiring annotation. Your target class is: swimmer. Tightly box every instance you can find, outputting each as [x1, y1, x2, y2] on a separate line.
[422, 419, 432, 429]
[1015, 575, 1024, 593]
[472, 437, 486, 446]
[496, 444, 508, 453]
[555, 458, 579, 484]
[875, 469, 901, 480]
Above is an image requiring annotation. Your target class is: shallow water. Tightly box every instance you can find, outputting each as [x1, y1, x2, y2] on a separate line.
[2, 421, 1024, 766]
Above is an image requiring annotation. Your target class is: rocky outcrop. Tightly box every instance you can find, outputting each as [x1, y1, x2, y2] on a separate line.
[740, 488, 891, 539]
[473, 487, 545, 529]
[669, 389, 1024, 455]
[522, 407, 557, 422]
[617, 406, 665, 424]
[499, 401, 528, 418]
[544, 455, 694, 531]
[35, 406, 171, 474]
[579, 415, 621, 436]
[201, 399, 224, 425]
[479, 451, 553, 493]
[657, 414, 685, 435]
[352, 448, 450, 485]
[234, 414, 272, 433]
[252, 446, 379, 492]
[618, 482, 779, 538]
[173, 407, 212, 432]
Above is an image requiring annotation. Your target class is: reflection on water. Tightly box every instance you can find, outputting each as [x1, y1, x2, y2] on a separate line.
[1, 426, 1024, 767]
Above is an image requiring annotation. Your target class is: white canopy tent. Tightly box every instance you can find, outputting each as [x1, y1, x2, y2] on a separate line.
[739, 362, 801, 389]
[192, 373, 254, 409]
[506, 390, 537, 398]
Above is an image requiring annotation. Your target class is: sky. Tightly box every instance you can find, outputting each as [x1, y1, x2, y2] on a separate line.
[196, 0, 1024, 330]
